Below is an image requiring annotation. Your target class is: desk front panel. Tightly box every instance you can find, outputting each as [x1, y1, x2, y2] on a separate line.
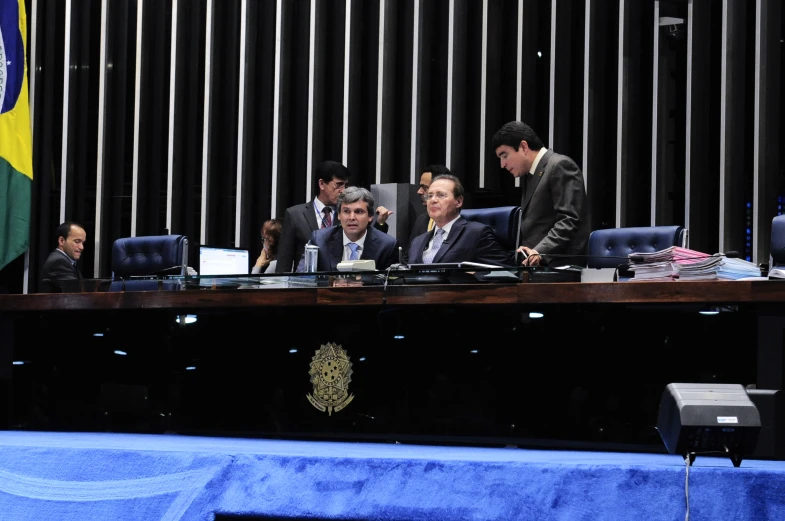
[3, 284, 764, 451]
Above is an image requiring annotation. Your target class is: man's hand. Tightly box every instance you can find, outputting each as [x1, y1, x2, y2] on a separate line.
[376, 205, 393, 226]
[516, 246, 541, 266]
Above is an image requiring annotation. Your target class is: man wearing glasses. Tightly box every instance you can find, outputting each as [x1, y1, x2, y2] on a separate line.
[407, 174, 513, 266]
[275, 160, 350, 273]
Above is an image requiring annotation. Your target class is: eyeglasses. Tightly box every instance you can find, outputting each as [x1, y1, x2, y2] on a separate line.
[424, 191, 452, 201]
[330, 181, 347, 189]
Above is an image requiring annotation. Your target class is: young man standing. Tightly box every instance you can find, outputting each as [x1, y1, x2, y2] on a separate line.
[492, 121, 589, 267]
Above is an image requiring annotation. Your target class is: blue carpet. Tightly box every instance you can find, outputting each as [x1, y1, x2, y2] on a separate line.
[0, 431, 783, 520]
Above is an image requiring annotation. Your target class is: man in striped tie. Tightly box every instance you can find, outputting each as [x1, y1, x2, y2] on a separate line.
[276, 161, 350, 273]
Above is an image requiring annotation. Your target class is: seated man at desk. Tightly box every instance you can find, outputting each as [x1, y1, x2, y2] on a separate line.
[39, 221, 87, 293]
[408, 174, 513, 266]
[297, 187, 402, 272]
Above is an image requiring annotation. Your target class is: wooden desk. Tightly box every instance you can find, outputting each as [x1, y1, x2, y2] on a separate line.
[1, 280, 784, 311]
[1, 280, 783, 447]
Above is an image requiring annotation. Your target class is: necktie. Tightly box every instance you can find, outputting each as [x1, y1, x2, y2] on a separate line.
[322, 207, 332, 228]
[422, 228, 445, 263]
[348, 242, 360, 260]
[427, 218, 435, 232]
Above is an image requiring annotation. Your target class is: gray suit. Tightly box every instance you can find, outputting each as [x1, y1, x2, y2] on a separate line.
[520, 150, 589, 267]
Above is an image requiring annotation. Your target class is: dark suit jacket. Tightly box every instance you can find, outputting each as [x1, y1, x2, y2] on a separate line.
[39, 250, 82, 293]
[276, 200, 337, 273]
[520, 150, 589, 267]
[299, 225, 402, 272]
[401, 212, 431, 264]
[408, 217, 513, 266]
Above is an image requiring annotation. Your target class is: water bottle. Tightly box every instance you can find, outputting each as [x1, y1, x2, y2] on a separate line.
[304, 244, 319, 272]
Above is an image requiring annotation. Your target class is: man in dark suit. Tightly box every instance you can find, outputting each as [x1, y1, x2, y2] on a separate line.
[39, 221, 86, 293]
[492, 121, 589, 267]
[408, 174, 513, 266]
[298, 187, 401, 272]
[410, 164, 449, 239]
[275, 161, 350, 273]
[374, 164, 447, 262]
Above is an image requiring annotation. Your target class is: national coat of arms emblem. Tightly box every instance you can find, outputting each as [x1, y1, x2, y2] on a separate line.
[306, 342, 355, 415]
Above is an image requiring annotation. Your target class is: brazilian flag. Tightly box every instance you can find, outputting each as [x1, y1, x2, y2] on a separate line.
[0, 0, 33, 271]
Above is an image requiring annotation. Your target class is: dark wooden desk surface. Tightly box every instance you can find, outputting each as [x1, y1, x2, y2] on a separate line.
[1, 280, 784, 311]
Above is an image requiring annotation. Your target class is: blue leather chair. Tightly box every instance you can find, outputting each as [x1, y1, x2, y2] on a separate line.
[109, 235, 189, 291]
[461, 206, 521, 251]
[586, 225, 687, 269]
[770, 215, 785, 268]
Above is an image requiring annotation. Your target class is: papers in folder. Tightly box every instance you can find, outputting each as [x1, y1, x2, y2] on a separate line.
[626, 246, 764, 281]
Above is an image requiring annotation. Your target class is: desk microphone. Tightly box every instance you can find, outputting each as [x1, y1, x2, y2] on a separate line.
[388, 247, 409, 271]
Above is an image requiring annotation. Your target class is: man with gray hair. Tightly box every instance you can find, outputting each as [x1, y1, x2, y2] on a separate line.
[297, 186, 402, 272]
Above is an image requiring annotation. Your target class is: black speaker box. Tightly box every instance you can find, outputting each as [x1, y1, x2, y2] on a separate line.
[656, 383, 761, 466]
[746, 389, 785, 460]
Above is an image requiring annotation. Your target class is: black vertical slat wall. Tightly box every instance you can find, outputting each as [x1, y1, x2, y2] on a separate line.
[5, 0, 782, 291]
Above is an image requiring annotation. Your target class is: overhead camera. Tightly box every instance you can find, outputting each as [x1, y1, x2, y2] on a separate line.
[659, 17, 686, 41]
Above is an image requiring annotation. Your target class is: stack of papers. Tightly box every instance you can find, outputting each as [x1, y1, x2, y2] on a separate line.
[627, 246, 716, 281]
[674, 255, 722, 280]
[717, 257, 764, 280]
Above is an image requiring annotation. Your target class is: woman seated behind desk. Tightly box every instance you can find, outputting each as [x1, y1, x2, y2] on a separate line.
[253, 219, 282, 274]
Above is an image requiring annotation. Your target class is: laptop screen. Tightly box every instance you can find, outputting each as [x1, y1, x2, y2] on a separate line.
[199, 246, 250, 275]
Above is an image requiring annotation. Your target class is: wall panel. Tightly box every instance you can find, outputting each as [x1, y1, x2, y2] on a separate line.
[6, 0, 784, 291]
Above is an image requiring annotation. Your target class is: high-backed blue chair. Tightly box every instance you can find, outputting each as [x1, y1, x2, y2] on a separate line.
[110, 235, 189, 291]
[461, 206, 521, 251]
[770, 215, 785, 269]
[586, 225, 687, 269]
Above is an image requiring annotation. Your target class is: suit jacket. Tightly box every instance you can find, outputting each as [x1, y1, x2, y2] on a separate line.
[39, 250, 82, 293]
[276, 200, 336, 273]
[401, 212, 431, 264]
[520, 150, 589, 267]
[408, 217, 514, 266]
[299, 225, 402, 272]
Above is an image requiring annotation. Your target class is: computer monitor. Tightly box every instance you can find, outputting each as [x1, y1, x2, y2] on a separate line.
[199, 246, 250, 276]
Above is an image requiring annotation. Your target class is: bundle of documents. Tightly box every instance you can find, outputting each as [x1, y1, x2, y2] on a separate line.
[673, 255, 722, 280]
[627, 246, 716, 281]
[627, 246, 767, 281]
[717, 257, 764, 280]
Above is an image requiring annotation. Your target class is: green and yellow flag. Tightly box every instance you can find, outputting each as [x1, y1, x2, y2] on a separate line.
[0, 0, 33, 271]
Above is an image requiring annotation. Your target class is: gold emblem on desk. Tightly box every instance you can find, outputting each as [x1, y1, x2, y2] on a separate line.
[306, 342, 355, 415]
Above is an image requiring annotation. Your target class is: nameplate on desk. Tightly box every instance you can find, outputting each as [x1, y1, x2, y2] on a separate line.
[581, 268, 617, 283]
[337, 260, 376, 272]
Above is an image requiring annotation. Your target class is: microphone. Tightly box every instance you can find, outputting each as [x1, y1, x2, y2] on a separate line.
[154, 265, 188, 276]
[388, 246, 409, 271]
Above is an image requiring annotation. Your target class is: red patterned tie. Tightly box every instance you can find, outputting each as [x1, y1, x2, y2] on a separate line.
[322, 207, 332, 228]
